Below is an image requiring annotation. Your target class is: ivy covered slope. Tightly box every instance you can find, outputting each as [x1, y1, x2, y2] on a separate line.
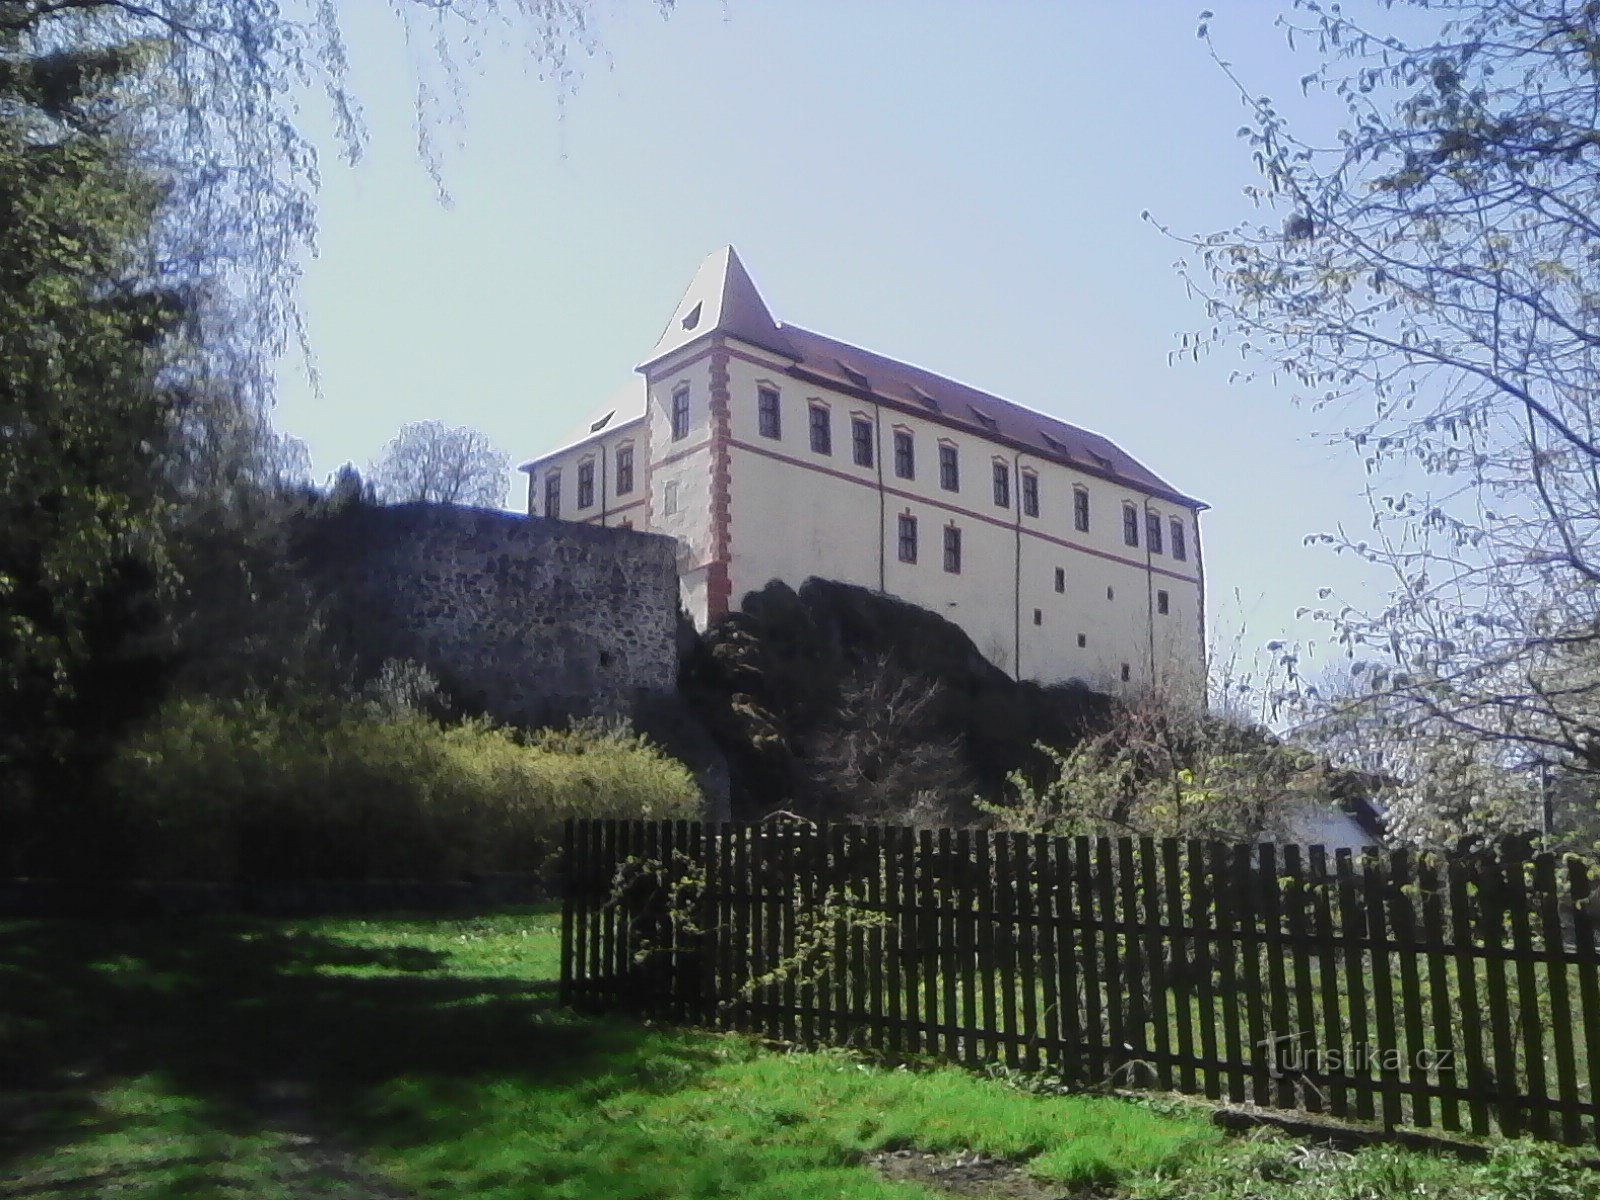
[680, 578, 1117, 823]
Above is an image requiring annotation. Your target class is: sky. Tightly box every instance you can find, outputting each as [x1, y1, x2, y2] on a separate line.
[272, 0, 1412, 693]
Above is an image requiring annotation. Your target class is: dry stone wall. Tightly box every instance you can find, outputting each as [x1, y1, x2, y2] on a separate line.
[298, 503, 679, 725]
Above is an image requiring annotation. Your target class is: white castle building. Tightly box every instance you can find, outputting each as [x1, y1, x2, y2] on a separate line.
[520, 247, 1207, 694]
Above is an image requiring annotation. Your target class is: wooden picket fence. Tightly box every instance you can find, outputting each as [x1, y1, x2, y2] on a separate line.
[560, 819, 1600, 1147]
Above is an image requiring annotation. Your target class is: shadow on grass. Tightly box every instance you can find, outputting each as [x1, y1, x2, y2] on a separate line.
[0, 915, 718, 1181]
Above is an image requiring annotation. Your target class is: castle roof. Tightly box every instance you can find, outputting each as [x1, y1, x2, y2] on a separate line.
[639, 245, 1203, 510]
[638, 245, 798, 369]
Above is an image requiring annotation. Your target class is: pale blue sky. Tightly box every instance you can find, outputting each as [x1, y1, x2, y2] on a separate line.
[274, 1, 1402, 686]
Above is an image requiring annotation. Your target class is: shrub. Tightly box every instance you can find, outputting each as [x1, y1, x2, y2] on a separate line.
[102, 699, 701, 882]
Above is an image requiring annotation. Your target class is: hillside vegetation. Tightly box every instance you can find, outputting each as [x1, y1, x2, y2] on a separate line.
[681, 578, 1116, 823]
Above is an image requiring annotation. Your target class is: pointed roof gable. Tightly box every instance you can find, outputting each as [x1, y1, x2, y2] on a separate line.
[637, 245, 798, 368]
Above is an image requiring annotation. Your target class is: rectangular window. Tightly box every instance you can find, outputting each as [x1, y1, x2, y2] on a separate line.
[671, 385, 690, 441]
[758, 385, 781, 439]
[993, 462, 1010, 508]
[1073, 486, 1089, 533]
[1157, 590, 1170, 615]
[1171, 518, 1187, 562]
[897, 513, 917, 564]
[1054, 567, 1065, 593]
[852, 416, 873, 467]
[1146, 511, 1164, 554]
[1021, 471, 1039, 518]
[1123, 503, 1139, 547]
[893, 430, 914, 479]
[615, 445, 634, 495]
[939, 444, 959, 492]
[809, 404, 832, 455]
[543, 472, 561, 519]
[1033, 608, 1043, 626]
[663, 481, 678, 516]
[943, 525, 962, 574]
[1120, 663, 1131, 683]
[577, 461, 595, 508]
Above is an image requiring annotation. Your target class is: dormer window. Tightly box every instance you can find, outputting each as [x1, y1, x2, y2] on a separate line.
[838, 361, 870, 390]
[681, 302, 702, 331]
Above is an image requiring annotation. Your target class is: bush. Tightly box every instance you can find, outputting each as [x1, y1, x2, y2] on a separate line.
[102, 699, 701, 882]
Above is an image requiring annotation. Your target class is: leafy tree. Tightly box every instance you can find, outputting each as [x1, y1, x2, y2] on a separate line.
[1180, 2, 1600, 803]
[367, 420, 511, 507]
[0, 21, 183, 867]
[984, 689, 1336, 844]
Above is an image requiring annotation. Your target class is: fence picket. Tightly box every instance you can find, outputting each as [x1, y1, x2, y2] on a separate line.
[563, 820, 1600, 1151]
[1567, 860, 1600, 1147]
[1187, 839, 1222, 1102]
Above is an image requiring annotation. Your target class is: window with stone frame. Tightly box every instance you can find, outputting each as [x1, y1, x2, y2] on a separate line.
[897, 513, 918, 563]
[893, 429, 915, 479]
[615, 444, 634, 495]
[1146, 510, 1164, 554]
[852, 416, 874, 467]
[671, 385, 690, 441]
[809, 403, 832, 455]
[758, 385, 781, 439]
[943, 524, 962, 573]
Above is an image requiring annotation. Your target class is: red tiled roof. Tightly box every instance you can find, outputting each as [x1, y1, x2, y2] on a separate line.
[776, 323, 1204, 509]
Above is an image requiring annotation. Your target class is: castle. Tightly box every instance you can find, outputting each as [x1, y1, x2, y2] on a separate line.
[520, 247, 1206, 694]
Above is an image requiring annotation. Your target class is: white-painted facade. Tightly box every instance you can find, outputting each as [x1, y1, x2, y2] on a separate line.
[520, 247, 1208, 695]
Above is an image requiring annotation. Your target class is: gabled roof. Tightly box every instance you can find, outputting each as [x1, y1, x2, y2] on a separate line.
[518, 378, 646, 471]
[779, 325, 1202, 508]
[637, 245, 798, 368]
[631, 246, 1204, 509]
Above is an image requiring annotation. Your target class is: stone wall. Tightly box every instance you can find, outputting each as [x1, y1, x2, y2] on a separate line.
[297, 503, 680, 725]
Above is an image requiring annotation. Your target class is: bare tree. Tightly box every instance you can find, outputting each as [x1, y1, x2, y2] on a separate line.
[800, 654, 971, 826]
[1169, 3, 1600, 799]
[367, 420, 511, 507]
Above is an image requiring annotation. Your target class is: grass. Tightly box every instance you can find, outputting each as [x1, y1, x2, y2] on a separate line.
[1, 907, 1596, 1199]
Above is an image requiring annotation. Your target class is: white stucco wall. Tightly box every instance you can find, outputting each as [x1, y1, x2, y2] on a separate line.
[525, 331, 1206, 691]
[715, 340, 1205, 691]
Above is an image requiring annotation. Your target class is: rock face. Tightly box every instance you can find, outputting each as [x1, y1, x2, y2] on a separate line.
[297, 503, 679, 725]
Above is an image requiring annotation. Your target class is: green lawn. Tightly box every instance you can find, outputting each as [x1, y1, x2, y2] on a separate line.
[0, 907, 1593, 1199]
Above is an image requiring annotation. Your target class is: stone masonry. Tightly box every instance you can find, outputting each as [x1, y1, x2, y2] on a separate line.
[298, 503, 679, 725]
